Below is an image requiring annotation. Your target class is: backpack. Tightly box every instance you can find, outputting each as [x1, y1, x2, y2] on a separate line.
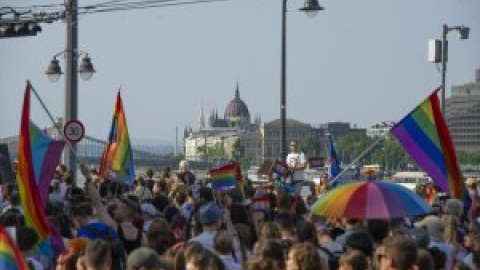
[83, 224, 127, 270]
[318, 246, 339, 270]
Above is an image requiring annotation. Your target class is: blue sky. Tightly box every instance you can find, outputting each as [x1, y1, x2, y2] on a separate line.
[1, 0, 479, 144]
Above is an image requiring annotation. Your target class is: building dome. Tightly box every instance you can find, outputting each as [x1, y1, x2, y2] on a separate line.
[225, 84, 250, 126]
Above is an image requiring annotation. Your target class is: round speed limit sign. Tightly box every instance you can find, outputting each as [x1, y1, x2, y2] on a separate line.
[64, 119, 85, 143]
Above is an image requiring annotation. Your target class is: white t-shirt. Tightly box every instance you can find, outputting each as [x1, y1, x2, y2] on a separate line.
[286, 152, 306, 181]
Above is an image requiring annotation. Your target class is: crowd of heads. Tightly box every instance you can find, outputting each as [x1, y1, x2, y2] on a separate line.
[2, 160, 480, 270]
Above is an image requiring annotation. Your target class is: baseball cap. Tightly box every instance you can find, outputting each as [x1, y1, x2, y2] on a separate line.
[127, 247, 171, 270]
[140, 203, 158, 217]
[198, 202, 222, 224]
[408, 227, 430, 248]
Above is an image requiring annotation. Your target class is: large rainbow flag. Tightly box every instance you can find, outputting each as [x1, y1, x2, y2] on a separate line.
[99, 92, 135, 185]
[209, 163, 238, 191]
[0, 226, 28, 270]
[17, 84, 53, 254]
[29, 122, 65, 206]
[391, 88, 468, 201]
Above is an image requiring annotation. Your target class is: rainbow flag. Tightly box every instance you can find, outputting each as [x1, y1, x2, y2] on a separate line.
[251, 196, 272, 216]
[100, 92, 135, 185]
[0, 226, 28, 270]
[209, 163, 238, 191]
[391, 88, 467, 201]
[29, 121, 65, 206]
[16, 84, 52, 251]
[271, 160, 289, 177]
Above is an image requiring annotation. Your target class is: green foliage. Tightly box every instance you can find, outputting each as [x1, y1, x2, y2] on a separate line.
[299, 131, 323, 157]
[335, 133, 415, 173]
[457, 151, 480, 165]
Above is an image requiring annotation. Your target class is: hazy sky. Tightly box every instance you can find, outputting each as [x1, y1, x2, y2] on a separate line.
[1, 0, 479, 144]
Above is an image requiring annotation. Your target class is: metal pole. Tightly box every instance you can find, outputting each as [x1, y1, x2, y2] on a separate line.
[329, 137, 384, 186]
[280, 0, 287, 161]
[441, 24, 448, 115]
[65, 0, 78, 173]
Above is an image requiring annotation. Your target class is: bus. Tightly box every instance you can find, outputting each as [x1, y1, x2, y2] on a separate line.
[391, 171, 431, 190]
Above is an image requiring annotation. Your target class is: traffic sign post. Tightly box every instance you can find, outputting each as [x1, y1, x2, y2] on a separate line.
[63, 119, 85, 143]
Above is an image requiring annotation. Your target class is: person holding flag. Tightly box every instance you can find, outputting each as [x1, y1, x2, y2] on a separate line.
[286, 140, 307, 186]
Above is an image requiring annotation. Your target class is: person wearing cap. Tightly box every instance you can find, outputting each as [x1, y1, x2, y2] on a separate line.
[141, 203, 159, 232]
[127, 247, 171, 270]
[188, 201, 223, 252]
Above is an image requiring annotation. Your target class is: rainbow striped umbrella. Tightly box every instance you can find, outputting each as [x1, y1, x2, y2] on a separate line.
[311, 181, 432, 219]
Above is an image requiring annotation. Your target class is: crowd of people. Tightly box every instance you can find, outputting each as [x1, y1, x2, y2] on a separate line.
[1, 151, 480, 270]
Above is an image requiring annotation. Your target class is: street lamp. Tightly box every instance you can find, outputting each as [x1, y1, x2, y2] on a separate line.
[43, 0, 97, 174]
[429, 24, 470, 114]
[45, 52, 95, 82]
[45, 50, 96, 173]
[280, 0, 324, 161]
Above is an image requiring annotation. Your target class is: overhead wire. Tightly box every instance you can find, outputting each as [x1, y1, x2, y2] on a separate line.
[78, 0, 234, 15]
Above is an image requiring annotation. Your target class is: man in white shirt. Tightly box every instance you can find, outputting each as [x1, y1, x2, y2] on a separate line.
[286, 140, 307, 185]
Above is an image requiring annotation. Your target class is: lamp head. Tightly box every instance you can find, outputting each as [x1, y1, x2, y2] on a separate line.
[458, 25, 470, 40]
[78, 54, 95, 81]
[45, 58, 63, 82]
[299, 0, 325, 18]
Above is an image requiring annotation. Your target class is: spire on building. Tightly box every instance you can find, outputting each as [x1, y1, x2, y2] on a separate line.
[200, 106, 205, 129]
[235, 82, 240, 99]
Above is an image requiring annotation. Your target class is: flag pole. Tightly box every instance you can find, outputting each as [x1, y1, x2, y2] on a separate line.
[28, 81, 76, 156]
[328, 136, 384, 187]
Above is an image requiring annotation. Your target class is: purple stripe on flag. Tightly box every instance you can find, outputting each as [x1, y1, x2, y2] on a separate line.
[391, 124, 449, 192]
[38, 141, 65, 206]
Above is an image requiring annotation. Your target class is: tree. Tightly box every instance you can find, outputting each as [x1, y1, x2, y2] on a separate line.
[299, 131, 323, 157]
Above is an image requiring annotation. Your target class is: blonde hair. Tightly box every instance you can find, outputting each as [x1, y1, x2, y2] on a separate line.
[442, 214, 460, 248]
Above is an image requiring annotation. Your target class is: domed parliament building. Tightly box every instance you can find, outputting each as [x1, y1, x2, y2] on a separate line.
[184, 84, 263, 161]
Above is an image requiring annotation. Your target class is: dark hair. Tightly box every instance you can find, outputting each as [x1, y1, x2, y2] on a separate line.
[383, 234, 418, 270]
[152, 194, 170, 213]
[253, 239, 286, 268]
[296, 221, 318, 246]
[243, 257, 284, 270]
[416, 248, 434, 270]
[367, 220, 390, 245]
[345, 231, 374, 257]
[146, 169, 154, 178]
[99, 181, 110, 198]
[70, 203, 94, 219]
[16, 226, 39, 251]
[275, 212, 295, 230]
[199, 187, 214, 202]
[428, 247, 446, 270]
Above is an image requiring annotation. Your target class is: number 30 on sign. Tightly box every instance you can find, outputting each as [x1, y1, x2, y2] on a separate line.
[63, 119, 85, 143]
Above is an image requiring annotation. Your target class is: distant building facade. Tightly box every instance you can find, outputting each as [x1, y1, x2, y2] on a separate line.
[184, 86, 368, 162]
[184, 84, 262, 161]
[446, 69, 480, 153]
[366, 121, 395, 138]
[261, 119, 312, 159]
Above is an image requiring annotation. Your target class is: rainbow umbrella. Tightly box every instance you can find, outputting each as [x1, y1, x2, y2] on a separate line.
[311, 181, 432, 219]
